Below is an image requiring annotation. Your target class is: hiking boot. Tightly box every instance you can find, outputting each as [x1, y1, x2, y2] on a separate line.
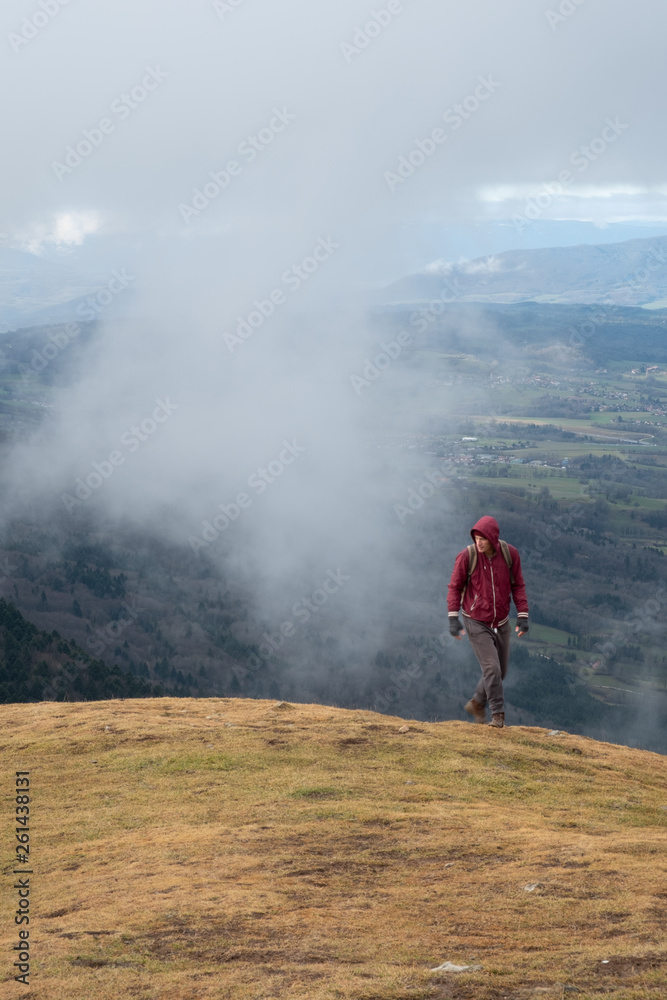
[465, 699, 486, 724]
[488, 713, 505, 728]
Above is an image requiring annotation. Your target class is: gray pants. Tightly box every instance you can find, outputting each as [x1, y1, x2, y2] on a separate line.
[464, 617, 511, 715]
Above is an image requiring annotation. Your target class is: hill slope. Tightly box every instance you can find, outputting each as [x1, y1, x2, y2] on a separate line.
[382, 234, 667, 306]
[0, 598, 153, 703]
[0, 248, 97, 330]
[1, 697, 666, 999]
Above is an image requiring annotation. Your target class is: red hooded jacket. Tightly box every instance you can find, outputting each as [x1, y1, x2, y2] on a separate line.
[447, 515, 529, 628]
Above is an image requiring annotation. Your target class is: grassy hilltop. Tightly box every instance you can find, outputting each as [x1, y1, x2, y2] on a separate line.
[1, 698, 667, 999]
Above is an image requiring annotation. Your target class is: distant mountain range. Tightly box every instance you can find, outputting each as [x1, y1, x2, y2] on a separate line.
[4, 234, 667, 332]
[0, 248, 103, 330]
[381, 235, 667, 308]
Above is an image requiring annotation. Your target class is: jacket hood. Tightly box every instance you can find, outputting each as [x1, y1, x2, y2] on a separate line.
[470, 515, 500, 549]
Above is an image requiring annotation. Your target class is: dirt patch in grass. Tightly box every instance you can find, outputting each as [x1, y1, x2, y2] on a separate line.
[136, 914, 339, 966]
[594, 951, 667, 975]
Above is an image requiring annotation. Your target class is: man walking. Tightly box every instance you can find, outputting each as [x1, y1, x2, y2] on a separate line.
[447, 515, 529, 728]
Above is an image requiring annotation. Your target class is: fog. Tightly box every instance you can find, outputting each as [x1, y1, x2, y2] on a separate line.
[1, 0, 666, 670]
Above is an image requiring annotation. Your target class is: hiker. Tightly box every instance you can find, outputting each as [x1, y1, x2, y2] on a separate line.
[447, 515, 529, 728]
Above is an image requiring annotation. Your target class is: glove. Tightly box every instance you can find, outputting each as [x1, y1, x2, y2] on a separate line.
[449, 617, 464, 638]
[516, 618, 529, 635]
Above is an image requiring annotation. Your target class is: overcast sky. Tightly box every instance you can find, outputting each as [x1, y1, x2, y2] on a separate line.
[2, 0, 666, 632]
[2, 0, 666, 272]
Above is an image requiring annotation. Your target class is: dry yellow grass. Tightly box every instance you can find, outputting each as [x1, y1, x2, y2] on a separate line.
[1, 696, 666, 1000]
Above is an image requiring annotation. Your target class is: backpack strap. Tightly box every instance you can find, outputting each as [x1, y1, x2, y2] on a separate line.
[461, 543, 477, 602]
[498, 539, 515, 586]
[466, 543, 477, 583]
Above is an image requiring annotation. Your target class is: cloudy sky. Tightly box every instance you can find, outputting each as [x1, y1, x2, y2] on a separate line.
[3, 0, 666, 273]
[1, 0, 666, 626]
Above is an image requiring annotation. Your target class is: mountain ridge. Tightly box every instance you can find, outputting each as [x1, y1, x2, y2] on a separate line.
[382, 234, 667, 307]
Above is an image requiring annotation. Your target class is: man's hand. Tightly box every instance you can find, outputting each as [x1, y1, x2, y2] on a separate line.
[449, 617, 466, 640]
[515, 618, 529, 637]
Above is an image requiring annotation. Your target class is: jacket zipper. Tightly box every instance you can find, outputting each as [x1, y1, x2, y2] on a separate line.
[490, 560, 497, 628]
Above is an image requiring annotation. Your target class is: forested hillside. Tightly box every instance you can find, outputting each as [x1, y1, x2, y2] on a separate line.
[0, 598, 152, 703]
[1, 302, 667, 753]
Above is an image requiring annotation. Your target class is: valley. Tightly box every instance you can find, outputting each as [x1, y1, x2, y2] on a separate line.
[2, 301, 667, 752]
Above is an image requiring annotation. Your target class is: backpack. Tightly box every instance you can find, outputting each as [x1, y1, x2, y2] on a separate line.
[462, 540, 514, 601]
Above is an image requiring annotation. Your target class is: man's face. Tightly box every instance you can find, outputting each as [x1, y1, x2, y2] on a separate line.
[473, 533, 493, 555]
